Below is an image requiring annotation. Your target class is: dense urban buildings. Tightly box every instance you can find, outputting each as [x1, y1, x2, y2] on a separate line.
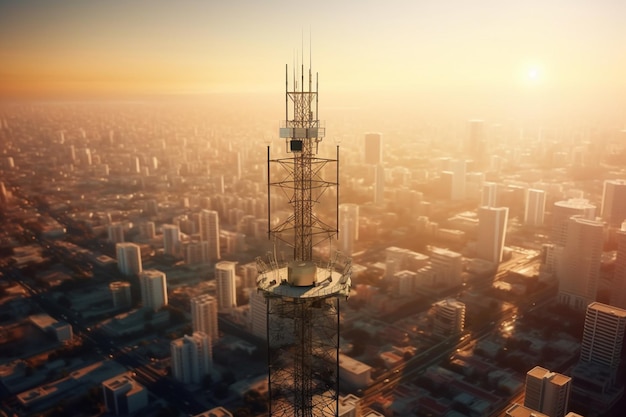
[524, 366, 571, 417]
[1, 76, 626, 417]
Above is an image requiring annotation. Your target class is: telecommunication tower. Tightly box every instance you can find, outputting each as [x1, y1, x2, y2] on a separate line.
[256, 62, 352, 417]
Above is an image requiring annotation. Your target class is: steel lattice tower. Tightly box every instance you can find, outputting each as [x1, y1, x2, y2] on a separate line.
[256, 63, 351, 417]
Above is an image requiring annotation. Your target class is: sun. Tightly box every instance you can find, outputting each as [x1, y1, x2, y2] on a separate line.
[528, 68, 539, 80]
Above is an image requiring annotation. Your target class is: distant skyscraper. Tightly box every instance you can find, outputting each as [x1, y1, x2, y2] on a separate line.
[138, 269, 168, 311]
[442, 159, 467, 200]
[170, 332, 212, 384]
[215, 261, 237, 312]
[601, 179, 626, 228]
[476, 206, 508, 264]
[466, 119, 486, 166]
[339, 203, 359, 255]
[199, 209, 220, 261]
[481, 182, 497, 207]
[611, 224, 626, 309]
[557, 215, 603, 310]
[162, 224, 181, 257]
[525, 188, 546, 227]
[191, 294, 218, 342]
[524, 366, 571, 417]
[374, 164, 385, 205]
[364, 132, 382, 165]
[116, 242, 142, 276]
[551, 199, 596, 246]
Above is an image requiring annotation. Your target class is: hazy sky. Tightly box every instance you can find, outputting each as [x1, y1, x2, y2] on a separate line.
[1, 0, 625, 120]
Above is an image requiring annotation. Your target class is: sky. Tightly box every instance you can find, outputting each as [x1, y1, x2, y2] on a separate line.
[0, 0, 625, 121]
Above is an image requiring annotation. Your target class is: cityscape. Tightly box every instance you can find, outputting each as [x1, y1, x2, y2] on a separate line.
[2, 2, 626, 417]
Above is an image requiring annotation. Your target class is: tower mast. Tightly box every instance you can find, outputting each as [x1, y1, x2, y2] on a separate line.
[257, 60, 352, 417]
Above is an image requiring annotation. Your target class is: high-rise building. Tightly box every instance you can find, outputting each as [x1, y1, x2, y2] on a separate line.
[557, 215, 603, 310]
[611, 223, 626, 309]
[215, 261, 237, 312]
[0, 181, 8, 205]
[139, 269, 168, 311]
[108, 223, 125, 243]
[579, 302, 626, 378]
[571, 302, 626, 412]
[102, 374, 148, 416]
[116, 242, 142, 276]
[199, 209, 220, 261]
[109, 281, 132, 309]
[138, 221, 156, 240]
[339, 203, 359, 256]
[429, 247, 463, 287]
[600, 179, 626, 228]
[432, 298, 465, 338]
[481, 182, 497, 207]
[374, 164, 385, 206]
[442, 159, 467, 200]
[476, 206, 509, 264]
[184, 240, 209, 265]
[524, 366, 571, 417]
[238, 262, 258, 289]
[248, 289, 267, 340]
[551, 199, 596, 246]
[525, 188, 546, 227]
[170, 332, 212, 384]
[364, 132, 382, 165]
[191, 294, 218, 342]
[162, 224, 181, 257]
[466, 119, 486, 166]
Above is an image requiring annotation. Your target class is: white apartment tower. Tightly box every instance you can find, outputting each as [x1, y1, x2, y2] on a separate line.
[557, 215, 603, 310]
[432, 298, 466, 338]
[601, 179, 626, 228]
[162, 224, 181, 257]
[116, 242, 142, 276]
[191, 294, 218, 342]
[339, 203, 359, 256]
[525, 188, 546, 227]
[248, 289, 267, 340]
[442, 159, 467, 201]
[108, 223, 125, 243]
[170, 332, 212, 384]
[579, 302, 626, 382]
[199, 209, 220, 261]
[551, 199, 596, 246]
[215, 261, 237, 312]
[476, 206, 509, 264]
[481, 182, 497, 207]
[524, 366, 571, 417]
[139, 269, 168, 311]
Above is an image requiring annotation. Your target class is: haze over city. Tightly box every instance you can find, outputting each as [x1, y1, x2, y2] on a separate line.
[2, 1, 626, 417]
[2, 0, 626, 122]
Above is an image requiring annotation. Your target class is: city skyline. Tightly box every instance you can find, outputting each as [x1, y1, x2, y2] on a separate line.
[1, 1, 625, 122]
